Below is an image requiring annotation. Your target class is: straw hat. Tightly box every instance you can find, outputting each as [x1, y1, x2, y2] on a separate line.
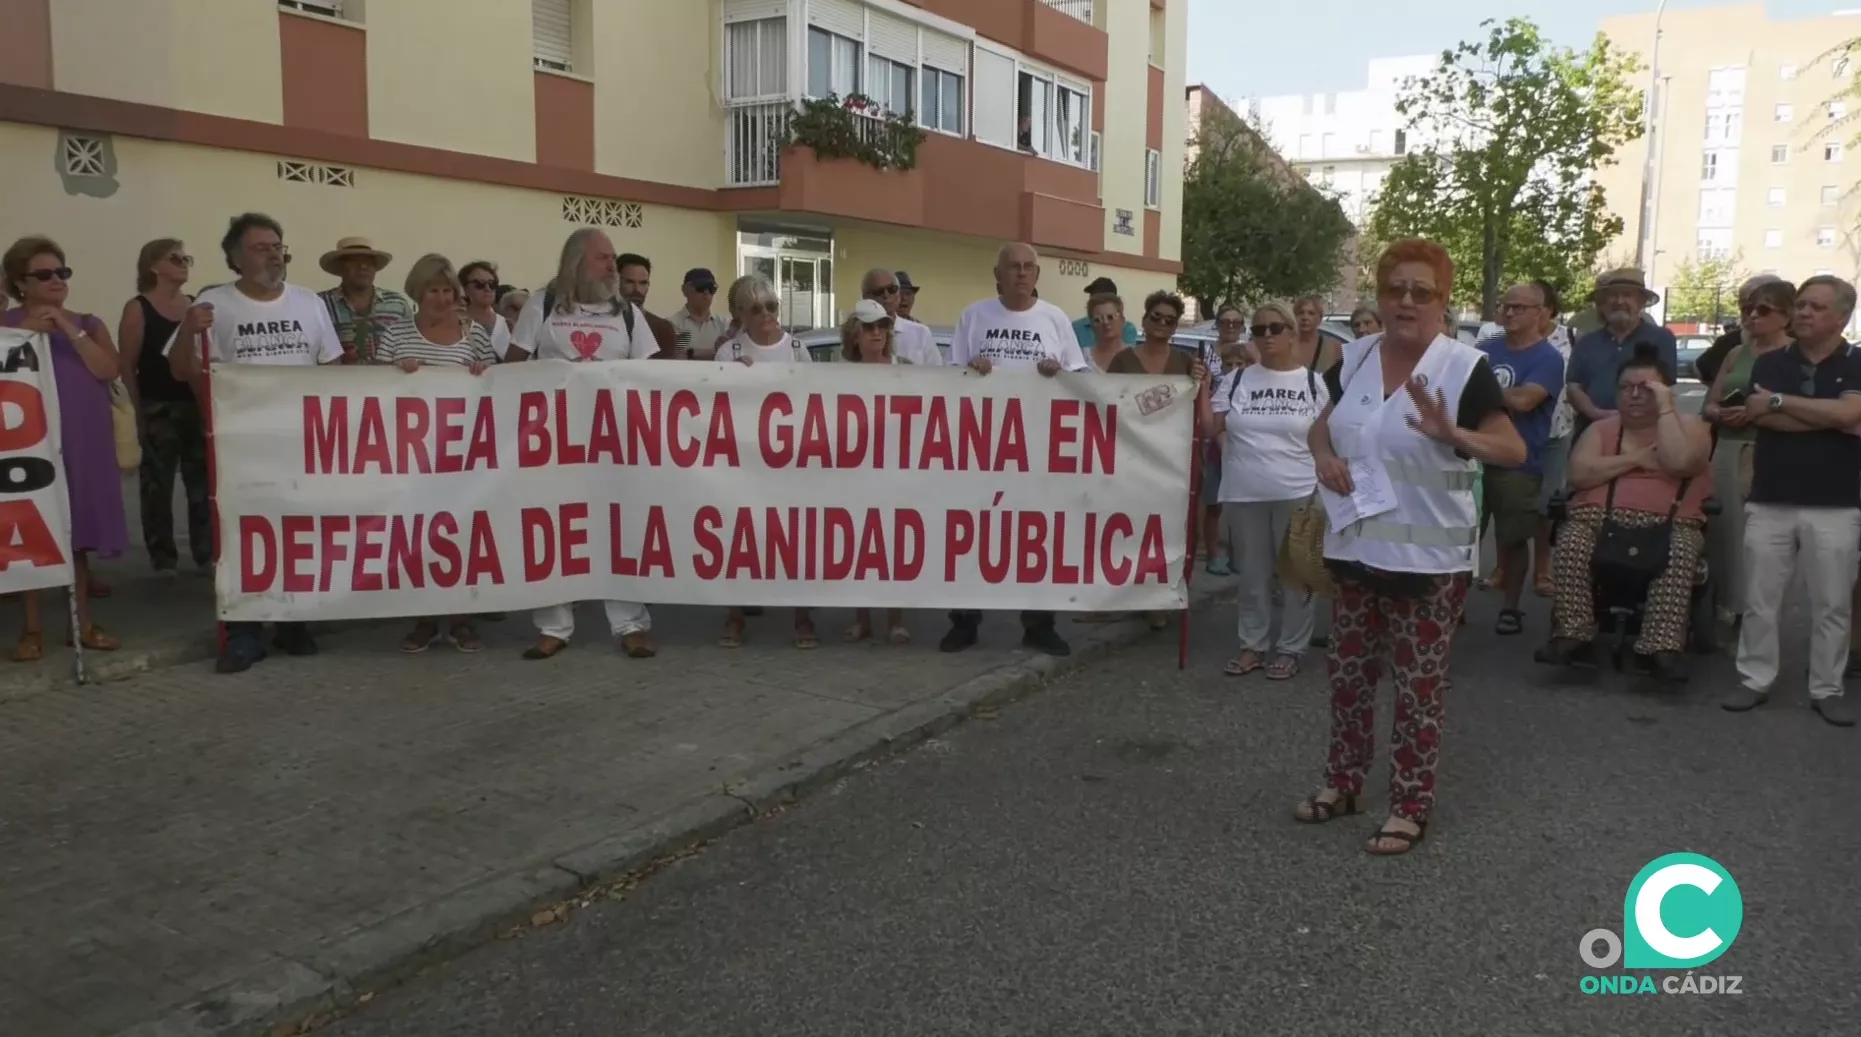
[318, 236, 393, 276]
[1591, 267, 1660, 305]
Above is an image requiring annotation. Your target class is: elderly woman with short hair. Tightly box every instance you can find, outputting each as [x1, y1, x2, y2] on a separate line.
[1296, 238, 1523, 856]
[1349, 305, 1382, 339]
[839, 299, 913, 644]
[376, 253, 498, 653]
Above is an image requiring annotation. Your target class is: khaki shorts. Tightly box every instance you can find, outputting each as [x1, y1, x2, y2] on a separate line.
[1485, 467, 1543, 548]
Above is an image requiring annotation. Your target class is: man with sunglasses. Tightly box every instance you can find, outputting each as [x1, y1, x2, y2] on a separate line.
[861, 268, 943, 366]
[1722, 274, 1861, 726]
[671, 267, 731, 361]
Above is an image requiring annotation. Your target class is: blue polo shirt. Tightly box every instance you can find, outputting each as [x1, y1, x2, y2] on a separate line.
[1478, 335, 1566, 476]
[1566, 325, 1679, 411]
[1073, 314, 1138, 347]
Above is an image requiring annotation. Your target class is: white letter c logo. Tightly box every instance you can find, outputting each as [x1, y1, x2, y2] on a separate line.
[1635, 862, 1724, 960]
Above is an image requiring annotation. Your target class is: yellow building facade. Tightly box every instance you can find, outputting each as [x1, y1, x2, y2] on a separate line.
[0, 0, 1187, 329]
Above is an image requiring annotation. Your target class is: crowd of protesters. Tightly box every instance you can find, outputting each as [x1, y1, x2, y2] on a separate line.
[8, 213, 1859, 860]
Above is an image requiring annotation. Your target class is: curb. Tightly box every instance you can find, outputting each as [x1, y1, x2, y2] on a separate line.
[114, 582, 1237, 1037]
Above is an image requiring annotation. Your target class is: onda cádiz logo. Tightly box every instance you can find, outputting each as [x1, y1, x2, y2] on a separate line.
[1578, 853, 1745, 996]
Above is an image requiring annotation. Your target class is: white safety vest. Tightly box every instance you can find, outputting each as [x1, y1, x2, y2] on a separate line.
[1322, 333, 1483, 574]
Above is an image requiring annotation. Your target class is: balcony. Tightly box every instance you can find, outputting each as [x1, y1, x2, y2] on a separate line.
[1038, 0, 1093, 21]
[722, 102, 1103, 253]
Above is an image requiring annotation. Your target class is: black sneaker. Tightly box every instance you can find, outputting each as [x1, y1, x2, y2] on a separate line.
[1640, 651, 1685, 682]
[1021, 626, 1071, 657]
[938, 623, 977, 653]
[1721, 687, 1769, 712]
[215, 637, 266, 675]
[273, 626, 320, 657]
[1534, 637, 1593, 668]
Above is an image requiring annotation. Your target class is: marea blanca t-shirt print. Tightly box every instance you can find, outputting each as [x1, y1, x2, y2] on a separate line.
[949, 298, 1091, 373]
[1211, 364, 1330, 503]
[161, 283, 345, 367]
[510, 294, 658, 362]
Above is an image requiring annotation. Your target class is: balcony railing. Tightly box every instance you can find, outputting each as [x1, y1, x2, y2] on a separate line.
[724, 100, 893, 188]
[1039, 0, 1094, 22]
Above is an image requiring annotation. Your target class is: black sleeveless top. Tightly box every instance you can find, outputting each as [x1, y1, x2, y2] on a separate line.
[134, 295, 193, 403]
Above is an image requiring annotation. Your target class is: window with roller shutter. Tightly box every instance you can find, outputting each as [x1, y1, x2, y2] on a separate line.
[973, 45, 1017, 149]
[920, 29, 969, 135]
[866, 8, 918, 116]
[532, 0, 574, 73]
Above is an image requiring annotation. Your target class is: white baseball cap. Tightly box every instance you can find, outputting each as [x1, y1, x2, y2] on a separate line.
[851, 298, 891, 324]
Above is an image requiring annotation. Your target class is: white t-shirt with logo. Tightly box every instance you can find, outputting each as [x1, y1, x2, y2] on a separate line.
[894, 317, 944, 367]
[162, 283, 344, 366]
[950, 298, 1090, 372]
[1211, 364, 1330, 503]
[510, 293, 657, 362]
[721, 332, 813, 365]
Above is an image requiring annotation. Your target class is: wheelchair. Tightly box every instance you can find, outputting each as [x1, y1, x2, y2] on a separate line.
[1533, 488, 1721, 680]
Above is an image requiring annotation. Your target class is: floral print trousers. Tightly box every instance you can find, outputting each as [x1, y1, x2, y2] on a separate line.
[1323, 568, 1469, 824]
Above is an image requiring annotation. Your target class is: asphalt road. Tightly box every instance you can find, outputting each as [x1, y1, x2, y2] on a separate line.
[325, 588, 1857, 1037]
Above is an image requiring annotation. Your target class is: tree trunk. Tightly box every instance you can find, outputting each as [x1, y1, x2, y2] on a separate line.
[1481, 209, 1502, 323]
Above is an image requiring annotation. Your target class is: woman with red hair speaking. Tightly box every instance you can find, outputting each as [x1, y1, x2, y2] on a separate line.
[1292, 238, 1525, 856]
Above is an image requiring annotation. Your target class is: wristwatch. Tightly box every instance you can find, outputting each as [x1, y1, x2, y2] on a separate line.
[1768, 392, 1785, 413]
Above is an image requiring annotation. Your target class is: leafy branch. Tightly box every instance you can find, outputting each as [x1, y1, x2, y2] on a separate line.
[785, 94, 926, 172]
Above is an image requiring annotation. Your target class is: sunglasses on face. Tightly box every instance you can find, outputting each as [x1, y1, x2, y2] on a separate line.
[691, 283, 718, 294]
[1250, 322, 1289, 338]
[1500, 302, 1540, 314]
[860, 318, 894, 331]
[1145, 311, 1180, 326]
[1741, 302, 1780, 318]
[1379, 283, 1440, 305]
[746, 302, 779, 318]
[24, 267, 73, 283]
[465, 279, 496, 291]
[867, 284, 899, 296]
[1090, 311, 1122, 324]
[1215, 318, 1245, 330]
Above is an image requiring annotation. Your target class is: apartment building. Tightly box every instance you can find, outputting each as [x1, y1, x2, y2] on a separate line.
[0, 0, 1186, 330]
[1597, 3, 1861, 301]
[1248, 55, 1435, 226]
[1184, 84, 1359, 310]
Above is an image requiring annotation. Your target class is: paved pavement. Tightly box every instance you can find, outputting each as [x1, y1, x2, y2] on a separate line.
[319, 588, 1859, 1037]
[0, 571, 1231, 1037]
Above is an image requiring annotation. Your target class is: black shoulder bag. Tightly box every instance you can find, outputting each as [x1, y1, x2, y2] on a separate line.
[1592, 427, 1691, 576]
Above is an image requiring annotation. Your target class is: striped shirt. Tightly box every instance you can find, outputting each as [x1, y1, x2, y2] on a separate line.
[376, 316, 498, 368]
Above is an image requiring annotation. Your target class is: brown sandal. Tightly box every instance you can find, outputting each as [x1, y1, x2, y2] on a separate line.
[65, 625, 120, 651]
[795, 620, 820, 650]
[718, 618, 745, 649]
[1293, 789, 1364, 824]
[448, 622, 485, 653]
[12, 631, 42, 663]
[400, 621, 440, 654]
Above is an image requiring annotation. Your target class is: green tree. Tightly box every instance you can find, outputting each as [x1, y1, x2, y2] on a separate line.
[1364, 18, 1645, 320]
[1663, 253, 1751, 326]
[1178, 105, 1354, 314]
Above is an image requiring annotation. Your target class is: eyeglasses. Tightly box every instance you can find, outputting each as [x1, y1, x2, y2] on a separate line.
[1741, 302, 1780, 318]
[860, 318, 895, 330]
[1379, 282, 1441, 305]
[1145, 311, 1180, 326]
[167, 254, 194, 267]
[746, 302, 780, 317]
[867, 284, 900, 296]
[691, 283, 718, 294]
[1215, 318, 1245, 330]
[1249, 322, 1290, 338]
[464, 279, 496, 291]
[23, 267, 73, 283]
[1499, 302, 1540, 314]
[1090, 311, 1122, 325]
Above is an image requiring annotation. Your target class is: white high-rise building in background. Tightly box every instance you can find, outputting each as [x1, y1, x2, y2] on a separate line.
[1249, 55, 1437, 226]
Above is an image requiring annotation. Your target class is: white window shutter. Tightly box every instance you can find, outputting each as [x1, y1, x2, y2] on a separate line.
[868, 8, 918, 64]
[808, 0, 864, 40]
[532, 0, 573, 71]
[973, 47, 1016, 148]
[723, 0, 787, 20]
[921, 29, 968, 76]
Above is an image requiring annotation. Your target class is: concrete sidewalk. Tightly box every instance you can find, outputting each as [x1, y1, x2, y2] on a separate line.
[0, 577, 1236, 1037]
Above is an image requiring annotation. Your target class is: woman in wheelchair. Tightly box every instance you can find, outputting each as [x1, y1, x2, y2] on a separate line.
[1538, 352, 1714, 677]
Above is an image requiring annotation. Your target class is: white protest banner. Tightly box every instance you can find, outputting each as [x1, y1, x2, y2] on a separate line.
[0, 328, 75, 594]
[211, 360, 1195, 621]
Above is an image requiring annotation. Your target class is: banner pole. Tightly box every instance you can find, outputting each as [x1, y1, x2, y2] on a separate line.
[68, 583, 88, 684]
[1178, 412, 1202, 672]
[200, 328, 224, 658]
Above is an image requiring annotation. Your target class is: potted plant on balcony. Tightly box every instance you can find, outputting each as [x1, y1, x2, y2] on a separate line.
[785, 93, 926, 172]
